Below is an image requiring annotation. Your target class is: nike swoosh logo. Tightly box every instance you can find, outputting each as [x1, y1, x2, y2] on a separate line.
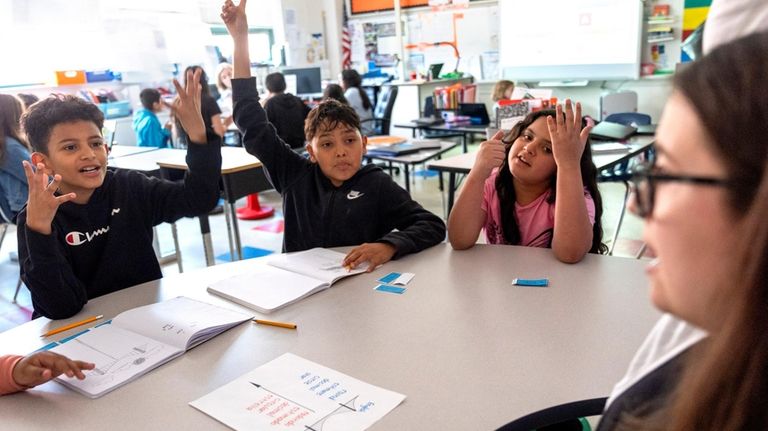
[347, 191, 364, 200]
[111, 208, 121, 216]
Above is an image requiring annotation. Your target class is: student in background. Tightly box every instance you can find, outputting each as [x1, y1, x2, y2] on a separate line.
[222, 0, 445, 271]
[702, 0, 768, 54]
[0, 94, 31, 223]
[597, 32, 768, 430]
[1, 351, 93, 395]
[17, 69, 222, 319]
[132, 89, 172, 148]
[262, 72, 312, 150]
[216, 62, 235, 128]
[340, 69, 373, 135]
[447, 103, 606, 263]
[177, 65, 226, 140]
[492, 80, 515, 103]
[16, 93, 39, 111]
[322, 83, 348, 105]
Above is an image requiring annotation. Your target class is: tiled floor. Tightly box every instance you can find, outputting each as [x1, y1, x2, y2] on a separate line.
[0, 144, 646, 332]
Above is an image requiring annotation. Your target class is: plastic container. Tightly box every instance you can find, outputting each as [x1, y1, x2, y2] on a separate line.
[55, 70, 87, 85]
[97, 100, 132, 119]
[86, 70, 120, 83]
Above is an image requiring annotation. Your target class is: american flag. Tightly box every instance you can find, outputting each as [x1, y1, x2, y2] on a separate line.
[341, 3, 352, 69]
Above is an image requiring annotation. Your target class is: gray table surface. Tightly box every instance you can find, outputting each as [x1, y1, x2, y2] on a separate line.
[0, 244, 659, 430]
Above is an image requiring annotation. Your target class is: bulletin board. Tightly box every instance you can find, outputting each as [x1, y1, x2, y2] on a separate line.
[351, 0, 429, 15]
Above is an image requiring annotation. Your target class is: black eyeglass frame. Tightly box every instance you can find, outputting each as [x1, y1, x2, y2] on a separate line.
[629, 162, 732, 218]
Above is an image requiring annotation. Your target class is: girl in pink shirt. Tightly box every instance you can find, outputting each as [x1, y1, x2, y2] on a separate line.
[448, 101, 607, 262]
[0, 351, 93, 395]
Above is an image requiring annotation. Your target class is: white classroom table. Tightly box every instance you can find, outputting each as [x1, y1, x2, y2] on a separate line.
[0, 244, 659, 430]
[108, 147, 269, 265]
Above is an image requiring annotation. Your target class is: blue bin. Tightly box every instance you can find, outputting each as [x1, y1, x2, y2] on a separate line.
[98, 101, 131, 119]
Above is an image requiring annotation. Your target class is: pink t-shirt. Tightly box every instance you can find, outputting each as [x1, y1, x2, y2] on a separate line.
[481, 170, 596, 247]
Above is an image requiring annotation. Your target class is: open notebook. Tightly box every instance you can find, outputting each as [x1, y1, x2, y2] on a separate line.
[50, 296, 252, 398]
[208, 248, 367, 314]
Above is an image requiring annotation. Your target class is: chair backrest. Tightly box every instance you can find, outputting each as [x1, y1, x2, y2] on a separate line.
[424, 95, 436, 118]
[599, 91, 638, 121]
[604, 112, 652, 127]
[373, 85, 398, 135]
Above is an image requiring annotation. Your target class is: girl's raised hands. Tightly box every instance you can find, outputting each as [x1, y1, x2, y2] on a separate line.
[22, 161, 77, 235]
[546, 99, 593, 168]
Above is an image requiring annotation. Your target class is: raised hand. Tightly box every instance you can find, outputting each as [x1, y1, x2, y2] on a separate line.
[22, 161, 77, 235]
[12, 351, 95, 388]
[472, 130, 508, 178]
[343, 242, 396, 273]
[546, 99, 593, 168]
[221, 0, 248, 38]
[171, 68, 206, 144]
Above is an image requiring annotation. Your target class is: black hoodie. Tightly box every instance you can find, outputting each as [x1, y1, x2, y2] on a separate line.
[232, 77, 446, 256]
[264, 93, 311, 149]
[17, 133, 222, 319]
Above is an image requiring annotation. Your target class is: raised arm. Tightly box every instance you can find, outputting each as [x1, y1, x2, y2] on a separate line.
[447, 130, 506, 249]
[222, 0, 251, 79]
[548, 100, 594, 263]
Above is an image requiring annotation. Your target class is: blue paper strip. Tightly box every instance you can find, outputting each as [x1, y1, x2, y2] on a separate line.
[59, 329, 91, 344]
[377, 272, 401, 284]
[35, 342, 60, 352]
[375, 284, 406, 294]
[512, 278, 549, 287]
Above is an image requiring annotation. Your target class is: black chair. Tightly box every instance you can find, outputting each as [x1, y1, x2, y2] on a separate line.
[496, 397, 607, 431]
[598, 113, 653, 256]
[361, 85, 398, 136]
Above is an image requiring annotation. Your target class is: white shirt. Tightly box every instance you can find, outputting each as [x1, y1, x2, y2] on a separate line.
[703, 0, 768, 54]
[605, 313, 708, 408]
[344, 88, 374, 135]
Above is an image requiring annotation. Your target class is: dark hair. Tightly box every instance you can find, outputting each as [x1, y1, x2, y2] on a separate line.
[16, 93, 39, 110]
[659, 31, 768, 431]
[184, 66, 211, 97]
[0, 94, 29, 163]
[341, 69, 372, 110]
[139, 88, 162, 110]
[323, 84, 348, 105]
[495, 109, 607, 254]
[21, 95, 104, 154]
[265, 72, 287, 93]
[304, 99, 360, 141]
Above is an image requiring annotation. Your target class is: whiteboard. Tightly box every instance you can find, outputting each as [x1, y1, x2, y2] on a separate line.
[499, 0, 643, 81]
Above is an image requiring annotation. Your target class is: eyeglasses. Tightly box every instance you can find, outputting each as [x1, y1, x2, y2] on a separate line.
[629, 161, 732, 218]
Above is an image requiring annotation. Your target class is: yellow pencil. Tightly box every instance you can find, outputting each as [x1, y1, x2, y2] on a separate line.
[40, 315, 104, 338]
[253, 319, 297, 330]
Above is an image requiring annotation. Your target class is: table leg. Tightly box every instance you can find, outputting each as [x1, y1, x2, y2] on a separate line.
[404, 164, 411, 193]
[222, 203, 237, 261]
[447, 172, 457, 215]
[198, 214, 215, 267]
[231, 202, 244, 260]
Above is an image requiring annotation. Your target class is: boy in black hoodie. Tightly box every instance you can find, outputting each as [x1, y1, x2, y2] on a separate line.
[18, 69, 222, 319]
[222, 0, 445, 272]
[263, 72, 311, 149]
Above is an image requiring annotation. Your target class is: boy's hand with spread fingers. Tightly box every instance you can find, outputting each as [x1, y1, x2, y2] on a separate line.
[343, 242, 396, 273]
[22, 161, 77, 235]
[171, 68, 206, 144]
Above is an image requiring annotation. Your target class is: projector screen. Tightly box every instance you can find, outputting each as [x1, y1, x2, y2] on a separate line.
[499, 0, 643, 81]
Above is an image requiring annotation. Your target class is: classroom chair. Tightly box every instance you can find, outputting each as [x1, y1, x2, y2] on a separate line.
[598, 113, 652, 256]
[361, 85, 398, 136]
[495, 397, 607, 431]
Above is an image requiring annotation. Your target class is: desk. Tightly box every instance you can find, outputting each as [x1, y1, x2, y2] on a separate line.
[109, 147, 272, 265]
[107, 145, 159, 159]
[394, 122, 488, 153]
[364, 140, 459, 193]
[428, 135, 655, 215]
[157, 147, 272, 263]
[0, 244, 659, 430]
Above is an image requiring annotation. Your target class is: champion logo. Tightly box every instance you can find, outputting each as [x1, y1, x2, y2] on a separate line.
[65, 227, 110, 246]
[347, 190, 364, 200]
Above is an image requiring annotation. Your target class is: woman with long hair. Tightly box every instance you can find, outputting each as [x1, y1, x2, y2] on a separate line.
[0, 94, 31, 222]
[597, 31, 768, 430]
